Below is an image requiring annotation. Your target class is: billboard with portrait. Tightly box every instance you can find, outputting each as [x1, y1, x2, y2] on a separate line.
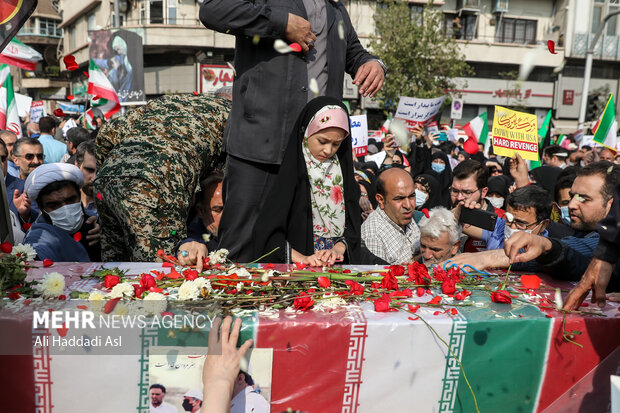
[89, 29, 145, 104]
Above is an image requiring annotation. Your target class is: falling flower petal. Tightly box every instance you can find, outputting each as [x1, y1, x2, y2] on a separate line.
[421, 208, 430, 219]
[193, 91, 199, 96]
[309, 78, 319, 97]
[252, 34, 261, 45]
[96, 192, 103, 201]
[83, 71, 89, 77]
[53, 109, 65, 117]
[43, 258, 54, 267]
[520, 274, 541, 289]
[547, 40, 557, 54]
[77, 305, 88, 310]
[0, 241, 12, 253]
[274, 39, 294, 54]
[67, 95, 74, 100]
[56, 323, 69, 337]
[317, 276, 331, 288]
[104, 298, 121, 314]
[226, 62, 237, 76]
[289, 42, 302, 52]
[73, 232, 82, 242]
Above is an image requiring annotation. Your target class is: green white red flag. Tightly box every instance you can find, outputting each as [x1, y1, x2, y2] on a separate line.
[462, 112, 488, 155]
[0, 64, 22, 137]
[0, 38, 42, 70]
[84, 58, 120, 128]
[592, 94, 618, 153]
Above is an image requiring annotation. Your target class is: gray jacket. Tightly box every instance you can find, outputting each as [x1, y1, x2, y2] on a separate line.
[200, 0, 377, 164]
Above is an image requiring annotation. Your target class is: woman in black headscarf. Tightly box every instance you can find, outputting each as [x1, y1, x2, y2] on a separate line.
[486, 175, 511, 210]
[413, 174, 441, 210]
[252, 96, 362, 266]
[424, 151, 453, 208]
[530, 165, 562, 195]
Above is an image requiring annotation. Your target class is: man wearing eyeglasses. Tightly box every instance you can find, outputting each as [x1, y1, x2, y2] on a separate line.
[6, 138, 44, 225]
[450, 160, 502, 253]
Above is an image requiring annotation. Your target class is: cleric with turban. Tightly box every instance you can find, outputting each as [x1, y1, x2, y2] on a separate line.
[23, 163, 101, 262]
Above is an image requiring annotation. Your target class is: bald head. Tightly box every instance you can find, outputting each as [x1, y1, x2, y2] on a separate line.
[376, 168, 416, 229]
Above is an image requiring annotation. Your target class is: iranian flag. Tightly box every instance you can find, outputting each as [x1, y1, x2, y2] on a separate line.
[592, 94, 618, 153]
[462, 112, 488, 155]
[0, 38, 42, 71]
[84, 58, 120, 128]
[0, 64, 22, 137]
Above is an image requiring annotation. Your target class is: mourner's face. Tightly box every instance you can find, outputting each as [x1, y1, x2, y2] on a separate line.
[79, 152, 97, 197]
[376, 170, 415, 228]
[13, 143, 43, 178]
[420, 232, 459, 265]
[568, 175, 612, 231]
[40, 186, 81, 213]
[307, 127, 347, 162]
[198, 181, 224, 236]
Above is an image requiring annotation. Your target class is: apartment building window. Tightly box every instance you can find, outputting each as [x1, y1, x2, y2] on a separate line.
[39, 18, 62, 37]
[69, 26, 76, 51]
[168, 0, 177, 24]
[88, 14, 96, 31]
[150, 0, 164, 24]
[410, 5, 424, 26]
[444, 13, 478, 40]
[592, 0, 620, 35]
[495, 18, 536, 44]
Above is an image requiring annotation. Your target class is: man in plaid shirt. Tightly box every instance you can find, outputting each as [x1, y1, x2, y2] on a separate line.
[361, 168, 420, 264]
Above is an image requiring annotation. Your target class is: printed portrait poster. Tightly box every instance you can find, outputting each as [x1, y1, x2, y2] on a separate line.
[149, 346, 273, 411]
[89, 29, 145, 104]
[491, 106, 540, 162]
[200, 64, 234, 93]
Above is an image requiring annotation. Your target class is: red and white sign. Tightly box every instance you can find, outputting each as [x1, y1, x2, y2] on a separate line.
[29, 100, 45, 123]
[563, 90, 574, 105]
[350, 114, 368, 157]
[200, 64, 234, 94]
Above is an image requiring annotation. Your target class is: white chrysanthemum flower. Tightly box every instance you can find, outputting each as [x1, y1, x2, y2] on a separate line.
[113, 301, 131, 316]
[194, 277, 213, 293]
[314, 295, 347, 311]
[11, 243, 36, 261]
[236, 282, 244, 292]
[208, 248, 229, 264]
[142, 292, 167, 314]
[202, 233, 211, 243]
[262, 270, 279, 283]
[178, 280, 199, 300]
[36, 272, 65, 298]
[108, 282, 135, 299]
[236, 267, 252, 278]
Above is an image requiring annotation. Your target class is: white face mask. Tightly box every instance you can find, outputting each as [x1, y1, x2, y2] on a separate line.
[46, 202, 84, 234]
[487, 197, 504, 209]
[504, 222, 537, 240]
[415, 189, 428, 208]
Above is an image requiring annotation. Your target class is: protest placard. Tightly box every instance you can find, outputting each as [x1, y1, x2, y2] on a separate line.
[14, 93, 32, 118]
[29, 100, 45, 123]
[491, 106, 539, 161]
[350, 114, 368, 157]
[394, 96, 445, 132]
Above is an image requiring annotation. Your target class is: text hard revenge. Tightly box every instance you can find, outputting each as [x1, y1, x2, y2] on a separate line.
[492, 136, 538, 152]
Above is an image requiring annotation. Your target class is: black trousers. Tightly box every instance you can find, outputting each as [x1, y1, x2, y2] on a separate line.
[218, 155, 280, 262]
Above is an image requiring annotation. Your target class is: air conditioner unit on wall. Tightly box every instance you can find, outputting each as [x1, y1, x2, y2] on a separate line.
[458, 0, 480, 10]
[493, 0, 509, 13]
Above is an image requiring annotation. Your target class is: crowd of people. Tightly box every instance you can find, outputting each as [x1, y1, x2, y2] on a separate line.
[2, 2, 620, 412]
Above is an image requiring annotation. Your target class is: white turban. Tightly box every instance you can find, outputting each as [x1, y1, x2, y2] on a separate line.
[25, 163, 84, 202]
[184, 389, 203, 401]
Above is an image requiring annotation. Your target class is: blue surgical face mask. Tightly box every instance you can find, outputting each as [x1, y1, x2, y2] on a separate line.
[415, 189, 428, 208]
[560, 206, 570, 225]
[431, 162, 445, 174]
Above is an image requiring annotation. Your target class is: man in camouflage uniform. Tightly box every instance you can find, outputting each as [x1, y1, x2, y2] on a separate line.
[94, 94, 230, 261]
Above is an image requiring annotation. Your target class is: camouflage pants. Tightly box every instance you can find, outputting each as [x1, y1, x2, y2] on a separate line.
[95, 176, 187, 262]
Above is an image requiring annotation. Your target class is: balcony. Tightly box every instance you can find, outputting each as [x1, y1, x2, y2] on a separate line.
[572, 32, 620, 61]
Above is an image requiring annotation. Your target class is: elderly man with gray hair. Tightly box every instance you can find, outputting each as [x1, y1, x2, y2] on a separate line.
[418, 207, 461, 266]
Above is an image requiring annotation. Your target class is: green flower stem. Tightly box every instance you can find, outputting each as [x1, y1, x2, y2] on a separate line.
[561, 314, 584, 348]
[402, 307, 480, 413]
[247, 247, 281, 264]
[498, 264, 512, 291]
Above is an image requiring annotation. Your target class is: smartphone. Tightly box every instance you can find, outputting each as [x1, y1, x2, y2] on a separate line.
[459, 208, 498, 231]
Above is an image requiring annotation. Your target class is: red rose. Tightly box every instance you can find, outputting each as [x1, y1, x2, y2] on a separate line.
[43, 259, 54, 267]
[449, 308, 458, 315]
[433, 267, 448, 282]
[0, 242, 12, 254]
[520, 275, 541, 290]
[407, 262, 430, 285]
[388, 265, 405, 277]
[293, 292, 314, 311]
[344, 280, 365, 295]
[317, 277, 331, 288]
[329, 185, 344, 204]
[454, 291, 465, 301]
[182, 269, 199, 281]
[295, 262, 307, 270]
[104, 274, 120, 289]
[491, 290, 512, 304]
[8, 291, 20, 300]
[133, 284, 146, 298]
[428, 296, 442, 305]
[442, 279, 456, 295]
[373, 294, 392, 312]
[381, 272, 399, 291]
[408, 304, 420, 313]
[140, 274, 157, 289]
[401, 288, 413, 297]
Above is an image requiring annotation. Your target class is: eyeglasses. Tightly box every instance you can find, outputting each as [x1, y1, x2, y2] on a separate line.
[449, 187, 480, 197]
[504, 212, 541, 230]
[16, 153, 44, 161]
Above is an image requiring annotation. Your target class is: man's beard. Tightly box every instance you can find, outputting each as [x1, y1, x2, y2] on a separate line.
[82, 184, 94, 197]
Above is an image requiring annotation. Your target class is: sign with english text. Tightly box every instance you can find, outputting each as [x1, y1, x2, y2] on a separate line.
[350, 114, 368, 157]
[491, 106, 539, 161]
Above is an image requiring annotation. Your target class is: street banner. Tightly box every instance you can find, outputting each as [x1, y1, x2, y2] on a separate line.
[394, 96, 445, 131]
[89, 30, 145, 104]
[491, 106, 539, 161]
[200, 64, 234, 93]
[350, 114, 368, 157]
[29, 100, 44, 123]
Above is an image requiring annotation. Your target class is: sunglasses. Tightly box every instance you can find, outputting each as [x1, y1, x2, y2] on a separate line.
[17, 153, 44, 161]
